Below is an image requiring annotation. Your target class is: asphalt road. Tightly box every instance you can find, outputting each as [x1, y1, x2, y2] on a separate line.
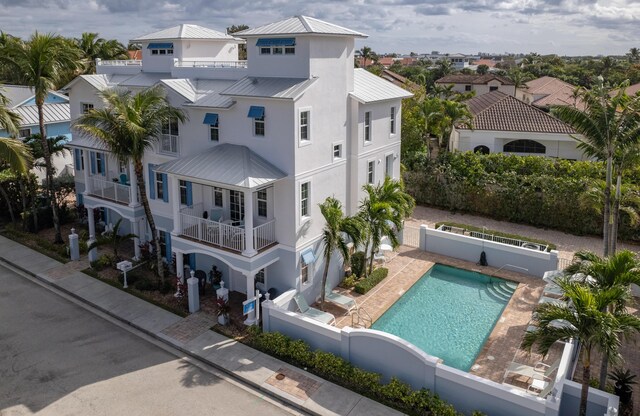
[0, 263, 300, 416]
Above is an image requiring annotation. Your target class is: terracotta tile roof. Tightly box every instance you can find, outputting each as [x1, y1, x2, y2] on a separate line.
[381, 69, 419, 89]
[523, 76, 584, 109]
[378, 57, 394, 66]
[460, 91, 576, 134]
[436, 74, 514, 85]
[127, 50, 142, 60]
[472, 59, 496, 68]
[610, 82, 640, 97]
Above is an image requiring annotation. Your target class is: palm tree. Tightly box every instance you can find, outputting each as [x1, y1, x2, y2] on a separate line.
[87, 218, 137, 262]
[359, 46, 375, 68]
[75, 32, 128, 73]
[439, 100, 473, 153]
[74, 86, 186, 281]
[627, 47, 640, 64]
[565, 250, 640, 389]
[24, 134, 69, 175]
[319, 197, 364, 308]
[0, 90, 21, 137]
[0, 33, 82, 243]
[359, 178, 415, 276]
[523, 280, 640, 416]
[552, 81, 640, 256]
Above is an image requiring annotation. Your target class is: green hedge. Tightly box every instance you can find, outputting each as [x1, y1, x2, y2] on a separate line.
[404, 152, 640, 241]
[435, 221, 557, 251]
[248, 329, 462, 416]
[355, 267, 388, 294]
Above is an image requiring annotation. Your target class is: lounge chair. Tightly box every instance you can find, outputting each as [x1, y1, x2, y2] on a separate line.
[324, 281, 357, 314]
[373, 251, 386, 264]
[293, 294, 336, 326]
[528, 377, 556, 398]
[504, 359, 560, 382]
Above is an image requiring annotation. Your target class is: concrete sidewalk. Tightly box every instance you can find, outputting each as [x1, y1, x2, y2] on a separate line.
[0, 235, 400, 416]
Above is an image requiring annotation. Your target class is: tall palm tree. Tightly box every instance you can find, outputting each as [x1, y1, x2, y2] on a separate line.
[358, 46, 375, 68]
[75, 32, 128, 73]
[627, 47, 640, 64]
[565, 249, 640, 388]
[0, 33, 82, 243]
[74, 86, 186, 281]
[319, 197, 364, 308]
[439, 100, 473, 152]
[552, 81, 640, 256]
[523, 280, 640, 416]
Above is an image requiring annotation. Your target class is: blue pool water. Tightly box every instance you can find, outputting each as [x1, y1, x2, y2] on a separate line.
[371, 264, 517, 371]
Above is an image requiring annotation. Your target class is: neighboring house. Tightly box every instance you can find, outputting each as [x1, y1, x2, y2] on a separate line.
[64, 17, 411, 321]
[381, 69, 419, 90]
[435, 74, 516, 97]
[451, 91, 587, 160]
[471, 59, 497, 69]
[516, 76, 585, 110]
[447, 53, 471, 70]
[609, 81, 640, 97]
[0, 85, 73, 182]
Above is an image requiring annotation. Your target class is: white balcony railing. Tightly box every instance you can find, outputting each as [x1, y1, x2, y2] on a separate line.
[89, 177, 131, 204]
[159, 134, 179, 155]
[97, 59, 142, 66]
[174, 59, 247, 69]
[179, 213, 276, 254]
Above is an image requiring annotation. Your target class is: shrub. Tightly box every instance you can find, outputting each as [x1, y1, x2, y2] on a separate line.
[90, 254, 113, 271]
[354, 267, 388, 294]
[340, 275, 357, 289]
[351, 251, 366, 278]
[134, 277, 157, 291]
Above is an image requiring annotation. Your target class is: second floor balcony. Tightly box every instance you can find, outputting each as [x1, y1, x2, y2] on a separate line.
[89, 176, 132, 205]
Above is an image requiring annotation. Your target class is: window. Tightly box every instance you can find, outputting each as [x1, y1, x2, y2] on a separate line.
[285, 47, 295, 55]
[474, 145, 490, 155]
[333, 143, 342, 159]
[151, 50, 158, 55]
[300, 248, 315, 285]
[179, 180, 188, 205]
[260, 47, 271, 55]
[95, 152, 104, 175]
[273, 47, 283, 55]
[301, 262, 309, 284]
[156, 172, 164, 200]
[465, 85, 472, 92]
[364, 111, 371, 142]
[385, 154, 394, 178]
[256, 38, 295, 55]
[161, 118, 179, 154]
[158, 231, 167, 258]
[503, 139, 546, 154]
[210, 123, 219, 142]
[213, 187, 223, 207]
[299, 110, 310, 142]
[229, 190, 244, 222]
[300, 182, 310, 218]
[162, 118, 179, 136]
[390, 107, 396, 134]
[18, 128, 31, 138]
[81, 103, 94, 114]
[255, 268, 265, 285]
[248, 106, 265, 136]
[489, 86, 499, 92]
[119, 160, 127, 174]
[367, 160, 375, 184]
[257, 189, 267, 217]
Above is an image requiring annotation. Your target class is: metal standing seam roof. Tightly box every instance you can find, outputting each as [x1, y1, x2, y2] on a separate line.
[119, 72, 171, 88]
[460, 91, 576, 134]
[65, 135, 109, 151]
[131, 24, 242, 42]
[220, 77, 318, 99]
[160, 79, 237, 108]
[155, 143, 286, 189]
[13, 103, 70, 126]
[350, 69, 413, 103]
[0, 85, 34, 107]
[235, 16, 367, 38]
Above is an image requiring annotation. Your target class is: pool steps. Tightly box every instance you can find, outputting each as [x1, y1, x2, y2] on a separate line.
[485, 279, 518, 303]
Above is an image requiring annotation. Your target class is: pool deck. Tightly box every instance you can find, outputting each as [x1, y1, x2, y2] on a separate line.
[322, 246, 562, 385]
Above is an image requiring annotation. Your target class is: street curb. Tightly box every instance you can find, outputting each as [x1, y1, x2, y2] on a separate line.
[0, 256, 329, 416]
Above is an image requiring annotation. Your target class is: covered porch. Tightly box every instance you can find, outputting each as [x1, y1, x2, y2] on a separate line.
[157, 144, 286, 258]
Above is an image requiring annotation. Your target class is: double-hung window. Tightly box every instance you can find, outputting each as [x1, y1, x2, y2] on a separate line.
[18, 128, 31, 138]
[299, 110, 310, 142]
[390, 107, 396, 134]
[161, 118, 179, 154]
[367, 160, 375, 184]
[385, 154, 394, 178]
[96, 152, 104, 175]
[300, 182, 310, 218]
[364, 111, 371, 142]
[156, 172, 164, 200]
[213, 187, 223, 207]
[179, 180, 188, 205]
[204, 113, 219, 142]
[301, 261, 309, 284]
[248, 106, 265, 136]
[229, 190, 244, 222]
[300, 248, 315, 285]
[81, 103, 94, 114]
[257, 189, 267, 217]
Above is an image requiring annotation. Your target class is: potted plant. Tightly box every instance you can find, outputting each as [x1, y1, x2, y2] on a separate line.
[209, 265, 223, 288]
[216, 296, 230, 325]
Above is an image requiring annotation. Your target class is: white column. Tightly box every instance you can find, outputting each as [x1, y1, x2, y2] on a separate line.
[175, 250, 184, 284]
[243, 271, 257, 325]
[170, 175, 181, 235]
[128, 161, 139, 207]
[87, 207, 97, 262]
[131, 219, 141, 260]
[82, 149, 92, 194]
[242, 189, 256, 257]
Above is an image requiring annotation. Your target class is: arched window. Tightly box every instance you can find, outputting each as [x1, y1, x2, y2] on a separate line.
[503, 139, 546, 154]
[473, 145, 490, 155]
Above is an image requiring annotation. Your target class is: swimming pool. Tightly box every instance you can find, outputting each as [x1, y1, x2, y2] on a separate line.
[371, 264, 517, 371]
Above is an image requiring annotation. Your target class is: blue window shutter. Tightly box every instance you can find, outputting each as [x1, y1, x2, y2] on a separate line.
[203, 113, 218, 125]
[74, 149, 81, 171]
[148, 42, 174, 49]
[148, 164, 155, 200]
[165, 233, 172, 264]
[90, 152, 96, 174]
[162, 173, 169, 203]
[185, 181, 193, 206]
[77, 193, 83, 206]
[256, 38, 295, 47]
[247, 106, 265, 118]
[189, 253, 196, 270]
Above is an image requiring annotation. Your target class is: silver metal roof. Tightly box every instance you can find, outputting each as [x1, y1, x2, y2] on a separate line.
[220, 77, 317, 100]
[13, 103, 70, 126]
[236, 16, 367, 38]
[156, 143, 286, 189]
[120, 72, 170, 88]
[132, 24, 242, 42]
[161, 79, 236, 108]
[350, 69, 413, 103]
[65, 134, 109, 151]
[1, 85, 34, 107]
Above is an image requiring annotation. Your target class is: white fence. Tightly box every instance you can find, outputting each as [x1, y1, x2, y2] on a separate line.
[174, 59, 248, 68]
[402, 225, 421, 247]
[438, 225, 549, 252]
[89, 177, 131, 204]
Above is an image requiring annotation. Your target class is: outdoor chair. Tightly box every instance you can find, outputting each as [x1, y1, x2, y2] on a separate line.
[527, 377, 556, 398]
[119, 173, 129, 185]
[373, 251, 386, 264]
[504, 358, 560, 382]
[324, 281, 357, 314]
[293, 294, 336, 326]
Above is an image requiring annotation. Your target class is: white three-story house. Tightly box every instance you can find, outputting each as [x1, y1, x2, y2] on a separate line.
[65, 16, 411, 321]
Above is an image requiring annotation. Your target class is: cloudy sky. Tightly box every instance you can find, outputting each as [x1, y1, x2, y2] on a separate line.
[0, 0, 638, 56]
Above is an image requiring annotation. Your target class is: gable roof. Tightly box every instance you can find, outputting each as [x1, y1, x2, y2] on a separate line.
[13, 103, 70, 126]
[235, 16, 367, 38]
[461, 91, 575, 134]
[220, 77, 318, 100]
[351, 69, 413, 103]
[132, 24, 241, 42]
[160, 78, 236, 108]
[155, 144, 286, 189]
[0, 85, 34, 107]
[523, 76, 584, 109]
[381, 69, 419, 89]
[436, 74, 514, 86]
